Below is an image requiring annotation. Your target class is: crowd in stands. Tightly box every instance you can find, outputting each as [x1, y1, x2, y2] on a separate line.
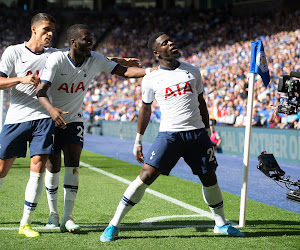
[0, 8, 299, 129]
[84, 8, 300, 129]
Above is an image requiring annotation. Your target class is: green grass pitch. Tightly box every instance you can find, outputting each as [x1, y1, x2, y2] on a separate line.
[0, 149, 299, 249]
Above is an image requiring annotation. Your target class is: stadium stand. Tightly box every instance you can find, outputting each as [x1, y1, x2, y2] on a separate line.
[0, 8, 299, 130]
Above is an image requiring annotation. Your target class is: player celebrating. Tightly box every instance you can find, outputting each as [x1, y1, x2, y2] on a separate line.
[100, 32, 244, 242]
[36, 24, 149, 234]
[0, 13, 56, 237]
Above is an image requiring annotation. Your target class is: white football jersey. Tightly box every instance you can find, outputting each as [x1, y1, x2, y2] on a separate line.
[41, 50, 118, 124]
[0, 43, 56, 124]
[142, 61, 205, 132]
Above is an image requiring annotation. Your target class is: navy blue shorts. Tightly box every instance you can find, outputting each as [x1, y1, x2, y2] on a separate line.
[54, 122, 84, 153]
[144, 128, 218, 175]
[0, 118, 55, 159]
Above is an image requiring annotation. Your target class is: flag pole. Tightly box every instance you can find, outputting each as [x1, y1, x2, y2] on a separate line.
[239, 72, 255, 227]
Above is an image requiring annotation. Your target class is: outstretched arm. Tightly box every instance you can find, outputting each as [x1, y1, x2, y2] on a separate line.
[112, 64, 146, 78]
[108, 57, 141, 67]
[36, 82, 68, 129]
[0, 74, 40, 90]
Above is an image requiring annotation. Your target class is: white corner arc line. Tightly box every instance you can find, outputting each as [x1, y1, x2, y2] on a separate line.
[140, 214, 205, 223]
[79, 161, 214, 220]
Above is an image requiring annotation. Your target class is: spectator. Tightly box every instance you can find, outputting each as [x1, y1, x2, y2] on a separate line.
[267, 109, 281, 128]
[210, 126, 222, 153]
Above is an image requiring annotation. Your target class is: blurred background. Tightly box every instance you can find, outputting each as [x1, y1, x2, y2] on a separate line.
[0, 0, 299, 142]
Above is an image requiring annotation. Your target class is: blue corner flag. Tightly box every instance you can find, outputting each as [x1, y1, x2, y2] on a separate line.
[250, 40, 270, 87]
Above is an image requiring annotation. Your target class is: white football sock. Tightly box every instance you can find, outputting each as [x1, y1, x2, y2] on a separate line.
[45, 169, 60, 215]
[0, 177, 6, 189]
[62, 167, 79, 222]
[20, 171, 44, 226]
[202, 183, 226, 227]
[110, 176, 148, 228]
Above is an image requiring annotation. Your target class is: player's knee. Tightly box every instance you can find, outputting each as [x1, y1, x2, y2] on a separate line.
[199, 171, 217, 187]
[30, 156, 47, 173]
[64, 156, 80, 167]
[139, 164, 160, 185]
[0, 158, 15, 177]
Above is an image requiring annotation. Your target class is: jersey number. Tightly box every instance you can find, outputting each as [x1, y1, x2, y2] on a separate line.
[77, 126, 84, 142]
[207, 148, 215, 162]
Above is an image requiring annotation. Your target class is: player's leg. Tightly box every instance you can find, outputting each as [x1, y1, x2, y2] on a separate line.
[199, 171, 244, 236]
[19, 154, 48, 238]
[45, 152, 61, 228]
[110, 163, 160, 227]
[100, 164, 161, 242]
[185, 128, 244, 237]
[198, 171, 226, 226]
[0, 123, 28, 188]
[60, 143, 82, 233]
[19, 118, 55, 237]
[101, 131, 179, 242]
[0, 158, 16, 188]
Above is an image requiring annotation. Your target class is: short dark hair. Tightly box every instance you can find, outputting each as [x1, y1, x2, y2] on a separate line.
[147, 32, 165, 51]
[31, 13, 56, 26]
[67, 24, 89, 41]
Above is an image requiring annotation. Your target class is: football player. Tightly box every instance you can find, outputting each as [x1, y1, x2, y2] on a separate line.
[36, 24, 149, 234]
[100, 32, 245, 242]
[0, 13, 56, 237]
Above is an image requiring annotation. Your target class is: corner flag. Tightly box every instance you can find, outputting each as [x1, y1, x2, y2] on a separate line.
[250, 40, 270, 87]
[239, 40, 270, 227]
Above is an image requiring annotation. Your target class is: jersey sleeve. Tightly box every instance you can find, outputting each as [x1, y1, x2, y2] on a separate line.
[195, 68, 203, 94]
[0, 46, 15, 77]
[141, 76, 154, 104]
[40, 53, 60, 85]
[93, 52, 118, 73]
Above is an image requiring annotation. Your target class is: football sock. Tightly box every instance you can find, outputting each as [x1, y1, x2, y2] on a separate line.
[62, 167, 79, 222]
[110, 176, 148, 228]
[45, 169, 60, 215]
[0, 176, 6, 189]
[20, 171, 44, 226]
[202, 183, 226, 227]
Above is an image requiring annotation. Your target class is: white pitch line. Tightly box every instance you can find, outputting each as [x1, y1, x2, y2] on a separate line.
[79, 161, 214, 220]
[140, 214, 205, 223]
[0, 224, 214, 231]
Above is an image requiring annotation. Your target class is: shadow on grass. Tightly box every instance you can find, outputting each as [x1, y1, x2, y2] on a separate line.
[74, 219, 300, 237]
[1, 220, 299, 238]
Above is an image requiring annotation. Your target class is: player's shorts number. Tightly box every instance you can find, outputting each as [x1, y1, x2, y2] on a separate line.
[207, 148, 215, 162]
[77, 126, 84, 142]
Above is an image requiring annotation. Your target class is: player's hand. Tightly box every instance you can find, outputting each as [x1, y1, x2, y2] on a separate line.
[20, 74, 41, 88]
[122, 58, 141, 67]
[133, 143, 144, 163]
[150, 66, 159, 72]
[49, 108, 69, 129]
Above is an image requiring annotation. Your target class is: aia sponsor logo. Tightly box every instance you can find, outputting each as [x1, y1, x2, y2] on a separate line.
[26, 70, 39, 77]
[165, 82, 193, 100]
[57, 82, 85, 93]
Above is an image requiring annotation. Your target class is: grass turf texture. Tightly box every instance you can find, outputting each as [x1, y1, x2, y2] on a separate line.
[0, 149, 299, 250]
